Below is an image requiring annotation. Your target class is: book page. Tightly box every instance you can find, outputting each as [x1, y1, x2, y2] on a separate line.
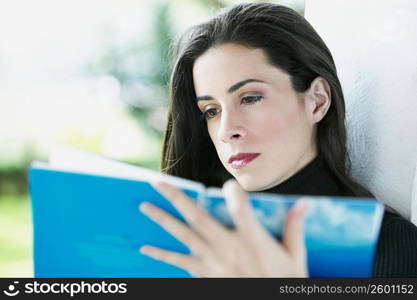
[38, 144, 205, 193]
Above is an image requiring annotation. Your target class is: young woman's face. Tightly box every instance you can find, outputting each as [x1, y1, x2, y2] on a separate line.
[193, 43, 318, 191]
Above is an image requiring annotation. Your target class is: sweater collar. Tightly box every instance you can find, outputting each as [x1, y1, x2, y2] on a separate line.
[260, 155, 350, 197]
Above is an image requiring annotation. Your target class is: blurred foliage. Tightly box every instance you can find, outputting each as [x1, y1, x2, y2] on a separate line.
[0, 195, 33, 277]
[87, 1, 173, 138]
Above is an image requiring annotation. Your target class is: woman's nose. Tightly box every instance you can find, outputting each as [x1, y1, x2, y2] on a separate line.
[218, 110, 247, 143]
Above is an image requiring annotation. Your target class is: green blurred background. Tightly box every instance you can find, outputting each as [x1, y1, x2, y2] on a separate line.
[0, 0, 304, 277]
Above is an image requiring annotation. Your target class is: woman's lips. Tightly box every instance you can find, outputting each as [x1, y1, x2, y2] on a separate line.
[228, 153, 260, 169]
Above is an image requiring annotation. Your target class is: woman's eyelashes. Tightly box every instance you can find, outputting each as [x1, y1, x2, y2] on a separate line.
[241, 95, 263, 105]
[201, 95, 263, 120]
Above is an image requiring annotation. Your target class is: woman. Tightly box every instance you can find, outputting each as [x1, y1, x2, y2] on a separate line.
[139, 2, 417, 277]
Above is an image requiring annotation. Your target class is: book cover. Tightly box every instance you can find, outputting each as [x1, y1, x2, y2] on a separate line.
[28, 147, 384, 277]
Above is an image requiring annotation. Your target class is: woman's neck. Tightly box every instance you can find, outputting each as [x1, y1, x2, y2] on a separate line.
[260, 155, 354, 197]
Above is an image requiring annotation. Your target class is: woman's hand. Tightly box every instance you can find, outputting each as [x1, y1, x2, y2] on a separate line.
[139, 179, 310, 277]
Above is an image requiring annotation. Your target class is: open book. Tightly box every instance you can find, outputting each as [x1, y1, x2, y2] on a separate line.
[29, 146, 384, 278]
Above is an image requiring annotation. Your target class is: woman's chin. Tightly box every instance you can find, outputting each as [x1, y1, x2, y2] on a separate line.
[232, 172, 285, 192]
[234, 176, 269, 192]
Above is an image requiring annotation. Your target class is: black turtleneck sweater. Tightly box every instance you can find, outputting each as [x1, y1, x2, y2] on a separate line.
[261, 155, 417, 278]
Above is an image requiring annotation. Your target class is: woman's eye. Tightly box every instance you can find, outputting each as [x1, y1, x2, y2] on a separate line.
[200, 96, 262, 121]
[203, 107, 220, 120]
[241, 95, 263, 104]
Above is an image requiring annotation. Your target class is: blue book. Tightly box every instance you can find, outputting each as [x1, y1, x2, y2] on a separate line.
[28, 146, 384, 278]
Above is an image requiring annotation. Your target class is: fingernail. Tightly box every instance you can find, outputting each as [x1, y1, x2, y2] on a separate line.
[293, 200, 310, 215]
[227, 196, 239, 213]
[139, 202, 151, 214]
[153, 181, 172, 192]
[150, 180, 162, 188]
[139, 246, 150, 254]
[223, 186, 239, 213]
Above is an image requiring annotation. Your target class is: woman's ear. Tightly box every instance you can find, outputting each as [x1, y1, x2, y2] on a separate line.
[304, 76, 331, 124]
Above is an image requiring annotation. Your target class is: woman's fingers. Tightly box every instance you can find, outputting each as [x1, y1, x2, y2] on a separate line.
[282, 198, 310, 260]
[222, 179, 269, 241]
[140, 245, 205, 276]
[151, 181, 231, 245]
[139, 202, 208, 256]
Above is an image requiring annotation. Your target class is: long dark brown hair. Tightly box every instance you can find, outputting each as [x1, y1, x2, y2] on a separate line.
[161, 2, 373, 197]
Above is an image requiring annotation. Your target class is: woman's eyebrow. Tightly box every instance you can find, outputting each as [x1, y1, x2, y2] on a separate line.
[196, 78, 266, 102]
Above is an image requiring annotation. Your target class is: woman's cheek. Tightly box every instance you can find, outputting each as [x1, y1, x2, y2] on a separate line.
[209, 131, 228, 166]
[259, 113, 285, 140]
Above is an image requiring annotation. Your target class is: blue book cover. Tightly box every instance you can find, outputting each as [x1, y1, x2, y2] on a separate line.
[28, 147, 384, 278]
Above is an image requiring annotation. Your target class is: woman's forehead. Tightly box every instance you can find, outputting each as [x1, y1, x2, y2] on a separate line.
[192, 46, 290, 95]
[193, 44, 269, 71]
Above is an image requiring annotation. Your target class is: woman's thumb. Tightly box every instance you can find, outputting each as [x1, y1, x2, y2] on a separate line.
[282, 198, 310, 260]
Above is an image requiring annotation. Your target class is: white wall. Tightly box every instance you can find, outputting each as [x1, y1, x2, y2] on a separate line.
[305, 0, 417, 224]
